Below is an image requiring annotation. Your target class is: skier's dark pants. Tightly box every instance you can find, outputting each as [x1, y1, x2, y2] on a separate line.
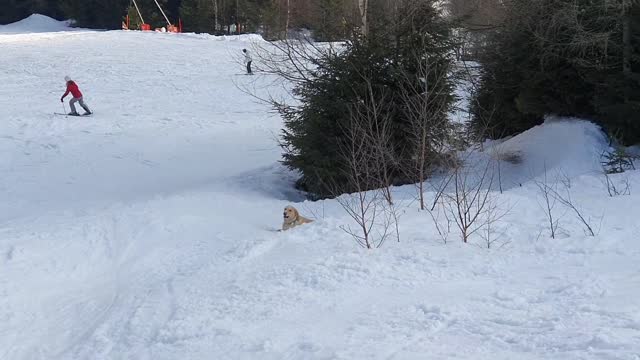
[246, 61, 252, 74]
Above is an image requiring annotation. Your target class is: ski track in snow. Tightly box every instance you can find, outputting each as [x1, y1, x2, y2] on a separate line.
[1, 20, 640, 360]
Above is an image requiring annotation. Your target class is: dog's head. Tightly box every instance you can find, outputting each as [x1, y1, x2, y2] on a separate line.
[283, 205, 299, 224]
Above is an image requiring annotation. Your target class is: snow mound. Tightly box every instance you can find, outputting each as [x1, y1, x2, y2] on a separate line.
[0, 14, 75, 34]
[481, 118, 608, 188]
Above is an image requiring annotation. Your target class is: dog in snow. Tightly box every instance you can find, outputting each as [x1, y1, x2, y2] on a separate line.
[282, 205, 313, 231]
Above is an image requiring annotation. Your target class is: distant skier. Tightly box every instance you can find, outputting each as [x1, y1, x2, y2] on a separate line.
[61, 76, 92, 116]
[243, 49, 252, 74]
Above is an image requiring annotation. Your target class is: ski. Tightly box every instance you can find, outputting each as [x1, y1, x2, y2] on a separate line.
[54, 112, 92, 116]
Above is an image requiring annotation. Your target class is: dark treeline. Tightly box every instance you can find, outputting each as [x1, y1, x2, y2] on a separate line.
[467, 0, 640, 145]
[1, 0, 65, 24]
[0, 0, 356, 40]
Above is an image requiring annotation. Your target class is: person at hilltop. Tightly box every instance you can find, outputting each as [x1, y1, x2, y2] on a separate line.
[243, 49, 253, 75]
[61, 76, 91, 116]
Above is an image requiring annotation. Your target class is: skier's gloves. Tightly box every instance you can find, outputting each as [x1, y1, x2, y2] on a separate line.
[60, 98, 63, 103]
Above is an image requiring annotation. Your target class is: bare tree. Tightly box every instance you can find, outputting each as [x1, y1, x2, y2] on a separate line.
[283, 0, 291, 37]
[551, 182, 595, 237]
[604, 173, 631, 197]
[478, 193, 509, 249]
[534, 166, 559, 239]
[210, 0, 219, 31]
[332, 100, 398, 249]
[357, 0, 369, 36]
[447, 0, 506, 60]
[345, 75, 403, 245]
[249, 35, 335, 86]
[444, 157, 496, 243]
[427, 191, 453, 244]
[398, 52, 454, 210]
[622, 0, 631, 78]
[351, 78, 396, 205]
[526, 0, 635, 74]
[601, 147, 634, 197]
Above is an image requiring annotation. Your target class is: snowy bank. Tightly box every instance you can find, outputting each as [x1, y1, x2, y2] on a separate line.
[478, 118, 609, 189]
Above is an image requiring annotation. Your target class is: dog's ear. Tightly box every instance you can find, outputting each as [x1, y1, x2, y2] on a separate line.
[292, 207, 299, 219]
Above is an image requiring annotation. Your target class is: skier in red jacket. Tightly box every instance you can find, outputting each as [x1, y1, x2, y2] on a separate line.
[61, 76, 92, 116]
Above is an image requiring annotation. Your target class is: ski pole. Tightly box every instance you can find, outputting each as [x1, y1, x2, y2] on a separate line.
[62, 102, 67, 115]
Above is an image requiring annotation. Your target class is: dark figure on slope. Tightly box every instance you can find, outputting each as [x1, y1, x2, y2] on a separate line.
[243, 49, 252, 74]
[61, 76, 92, 116]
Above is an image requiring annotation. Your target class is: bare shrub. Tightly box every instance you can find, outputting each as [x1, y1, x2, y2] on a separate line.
[535, 166, 596, 238]
[601, 147, 634, 197]
[489, 144, 522, 193]
[601, 148, 637, 174]
[336, 189, 394, 249]
[534, 166, 560, 239]
[397, 49, 455, 210]
[444, 158, 497, 243]
[331, 85, 400, 249]
[427, 200, 453, 244]
[551, 182, 595, 237]
[604, 173, 631, 197]
[478, 194, 511, 249]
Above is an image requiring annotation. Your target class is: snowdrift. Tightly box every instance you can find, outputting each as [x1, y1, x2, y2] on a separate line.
[478, 117, 609, 189]
[0, 14, 77, 34]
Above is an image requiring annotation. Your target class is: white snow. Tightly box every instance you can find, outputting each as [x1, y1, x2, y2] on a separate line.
[1, 16, 639, 360]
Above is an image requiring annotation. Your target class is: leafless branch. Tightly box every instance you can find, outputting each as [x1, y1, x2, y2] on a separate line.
[443, 156, 497, 243]
[534, 165, 559, 239]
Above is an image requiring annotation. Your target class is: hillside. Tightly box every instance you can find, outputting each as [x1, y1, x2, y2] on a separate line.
[1, 16, 639, 360]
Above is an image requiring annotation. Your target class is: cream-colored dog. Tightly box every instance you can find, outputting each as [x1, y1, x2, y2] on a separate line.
[282, 205, 313, 231]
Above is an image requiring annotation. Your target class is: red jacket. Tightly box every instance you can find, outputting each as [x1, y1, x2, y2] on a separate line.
[62, 81, 83, 99]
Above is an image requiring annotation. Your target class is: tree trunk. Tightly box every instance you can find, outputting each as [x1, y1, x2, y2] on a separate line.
[358, 0, 368, 36]
[285, 0, 290, 38]
[622, 1, 631, 78]
[622, 0, 631, 103]
[212, 0, 219, 31]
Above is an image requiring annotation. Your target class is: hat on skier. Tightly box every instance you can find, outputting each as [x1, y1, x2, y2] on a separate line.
[64, 76, 71, 82]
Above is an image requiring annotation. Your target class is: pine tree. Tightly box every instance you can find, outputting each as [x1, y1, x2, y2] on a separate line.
[180, 0, 215, 33]
[312, 0, 352, 41]
[0, 0, 27, 24]
[591, 4, 640, 143]
[471, 0, 640, 144]
[279, 0, 456, 197]
[60, 0, 130, 29]
[0, 0, 64, 24]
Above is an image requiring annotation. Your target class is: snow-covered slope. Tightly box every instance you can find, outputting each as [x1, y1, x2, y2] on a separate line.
[1, 18, 639, 360]
[0, 14, 78, 34]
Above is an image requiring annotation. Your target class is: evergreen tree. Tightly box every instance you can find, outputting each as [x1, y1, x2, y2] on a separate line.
[0, 0, 64, 24]
[312, 0, 352, 41]
[471, 0, 640, 144]
[279, 0, 456, 197]
[179, 0, 215, 33]
[0, 0, 27, 24]
[591, 4, 640, 143]
[134, 0, 173, 27]
[60, 0, 130, 29]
